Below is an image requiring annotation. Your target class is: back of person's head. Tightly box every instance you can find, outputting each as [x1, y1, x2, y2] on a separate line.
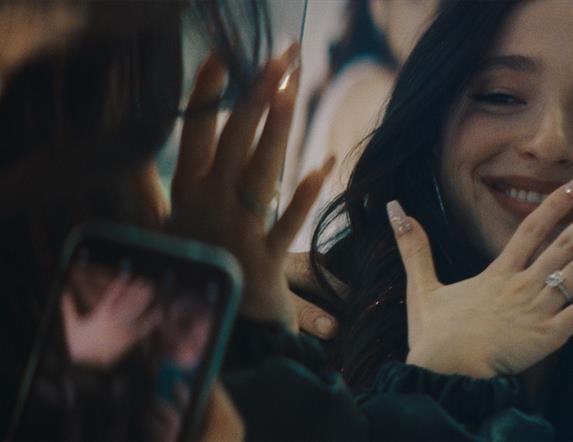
[0, 2, 180, 181]
[0, 0, 272, 209]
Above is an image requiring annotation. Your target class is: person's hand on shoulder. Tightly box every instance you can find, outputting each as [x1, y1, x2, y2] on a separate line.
[286, 251, 342, 340]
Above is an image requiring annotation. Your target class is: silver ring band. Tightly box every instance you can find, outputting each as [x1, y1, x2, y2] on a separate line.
[238, 187, 280, 218]
[545, 271, 573, 305]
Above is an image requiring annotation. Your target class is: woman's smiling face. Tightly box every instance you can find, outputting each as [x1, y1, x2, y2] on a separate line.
[441, 0, 573, 260]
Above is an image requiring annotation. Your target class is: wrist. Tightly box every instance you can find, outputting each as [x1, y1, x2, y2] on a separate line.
[406, 343, 497, 379]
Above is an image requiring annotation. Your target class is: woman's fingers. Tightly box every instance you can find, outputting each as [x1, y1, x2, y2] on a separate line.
[211, 44, 299, 182]
[290, 291, 338, 339]
[526, 220, 573, 285]
[99, 273, 130, 309]
[114, 278, 155, 323]
[267, 156, 335, 255]
[494, 180, 573, 272]
[535, 260, 573, 315]
[285, 252, 349, 300]
[172, 54, 226, 200]
[386, 201, 440, 294]
[241, 66, 300, 207]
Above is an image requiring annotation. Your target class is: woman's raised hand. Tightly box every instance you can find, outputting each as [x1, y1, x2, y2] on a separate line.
[168, 47, 334, 330]
[61, 274, 160, 367]
[387, 181, 573, 378]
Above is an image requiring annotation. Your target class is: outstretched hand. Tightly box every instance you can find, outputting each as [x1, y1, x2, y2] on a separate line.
[387, 183, 573, 378]
[168, 47, 334, 330]
[61, 274, 160, 367]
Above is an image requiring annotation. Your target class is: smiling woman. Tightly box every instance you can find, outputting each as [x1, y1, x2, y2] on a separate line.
[303, 1, 573, 438]
[442, 1, 573, 259]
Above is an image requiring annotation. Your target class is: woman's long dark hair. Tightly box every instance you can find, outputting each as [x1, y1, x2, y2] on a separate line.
[311, 1, 520, 390]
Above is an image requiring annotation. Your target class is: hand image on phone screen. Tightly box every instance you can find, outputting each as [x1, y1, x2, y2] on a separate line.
[11, 223, 242, 441]
[61, 260, 161, 368]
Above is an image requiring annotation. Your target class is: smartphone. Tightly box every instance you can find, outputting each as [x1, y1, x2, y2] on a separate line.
[9, 222, 242, 440]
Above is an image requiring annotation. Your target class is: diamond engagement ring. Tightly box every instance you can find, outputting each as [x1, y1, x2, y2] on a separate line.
[545, 271, 573, 305]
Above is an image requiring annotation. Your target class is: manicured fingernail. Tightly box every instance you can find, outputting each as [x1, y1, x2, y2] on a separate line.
[565, 179, 573, 196]
[387, 200, 412, 236]
[278, 66, 300, 93]
[277, 42, 301, 88]
[282, 42, 301, 65]
[315, 316, 334, 336]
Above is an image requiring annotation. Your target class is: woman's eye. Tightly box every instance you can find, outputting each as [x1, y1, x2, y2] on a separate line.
[470, 92, 526, 106]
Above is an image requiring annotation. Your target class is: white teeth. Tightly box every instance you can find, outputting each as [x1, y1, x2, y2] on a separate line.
[526, 192, 540, 203]
[503, 187, 547, 204]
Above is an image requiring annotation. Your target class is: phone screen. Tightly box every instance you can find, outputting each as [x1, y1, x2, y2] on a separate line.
[11, 224, 241, 440]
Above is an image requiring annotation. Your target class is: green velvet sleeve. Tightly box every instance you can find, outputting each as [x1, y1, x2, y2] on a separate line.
[223, 318, 554, 441]
[364, 361, 528, 430]
[359, 362, 554, 441]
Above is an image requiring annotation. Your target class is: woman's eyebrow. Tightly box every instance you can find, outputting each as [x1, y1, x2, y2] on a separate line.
[476, 54, 540, 74]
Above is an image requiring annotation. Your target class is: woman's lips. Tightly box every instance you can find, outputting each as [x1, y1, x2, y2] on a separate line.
[486, 184, 541, 220]
[482, 175, 573, 223]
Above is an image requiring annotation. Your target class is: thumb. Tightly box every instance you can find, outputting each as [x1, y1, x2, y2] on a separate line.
[290, 292, 338, 340]
[386, 200, 441, 294]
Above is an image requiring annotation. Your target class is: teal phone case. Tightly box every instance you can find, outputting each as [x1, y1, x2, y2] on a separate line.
[9, 221, 243, 441]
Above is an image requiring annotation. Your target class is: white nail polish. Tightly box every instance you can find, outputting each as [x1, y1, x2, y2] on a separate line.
[387, 200, 412, 235]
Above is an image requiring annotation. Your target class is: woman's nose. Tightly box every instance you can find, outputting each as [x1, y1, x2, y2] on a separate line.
[517, 104, 573, 166]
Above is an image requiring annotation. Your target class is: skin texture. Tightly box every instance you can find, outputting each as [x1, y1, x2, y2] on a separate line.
[441, 0, 573, 260]
[285, 251, 346, 339]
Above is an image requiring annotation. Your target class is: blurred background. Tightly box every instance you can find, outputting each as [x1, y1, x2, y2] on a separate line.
[156, 0, 439, 251]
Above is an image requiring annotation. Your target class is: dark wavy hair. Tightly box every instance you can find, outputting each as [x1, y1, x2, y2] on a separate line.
[311, 1, 520, 390]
